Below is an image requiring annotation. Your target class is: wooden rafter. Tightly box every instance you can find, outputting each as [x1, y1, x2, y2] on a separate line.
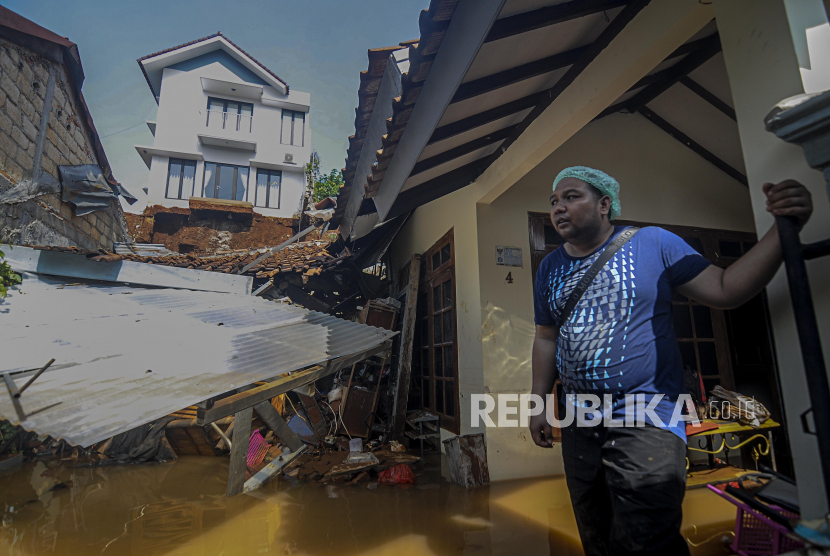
[388, 0, 653, 218]
[412, 124, 517, 176]
[451, 47, 587, 104]
[432, 33, 720, 145]
[477, 0, 653, 174]
[430, 92, 542, 144]
[637, 106, 747, 186]
[485, 0, 629, 43]
[387, 160, 488, 219]
[679, 76, 737, 121]
[623, 33, 721, 113]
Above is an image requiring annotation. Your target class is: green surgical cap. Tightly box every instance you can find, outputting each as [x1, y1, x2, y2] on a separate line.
[552, 166, 621, 220]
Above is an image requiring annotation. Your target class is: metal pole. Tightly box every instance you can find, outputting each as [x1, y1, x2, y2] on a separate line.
[775, 215, 830, 506]
[238, 224, 320, 275]
[14, 359, 55, 398]
[211, 422, 232, 451]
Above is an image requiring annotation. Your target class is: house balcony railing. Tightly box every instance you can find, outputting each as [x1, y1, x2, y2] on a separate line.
[205, 110, 253, 134]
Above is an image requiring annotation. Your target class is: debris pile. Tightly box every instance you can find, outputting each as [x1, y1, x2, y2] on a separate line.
[22, 239, 385, 319]
[24, 242, 345, 279]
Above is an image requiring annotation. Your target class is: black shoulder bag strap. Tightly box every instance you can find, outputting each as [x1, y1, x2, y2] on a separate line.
[557, 227, 641, 329]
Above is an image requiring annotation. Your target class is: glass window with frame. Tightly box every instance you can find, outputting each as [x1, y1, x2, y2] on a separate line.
[255, 169, 282, 209]
[202, 163, 250, 202]
[206, 97, 253, 132]
[412, 229, 459, 434]
[280, 110, 305, 146]
[165, 158, 197, 200]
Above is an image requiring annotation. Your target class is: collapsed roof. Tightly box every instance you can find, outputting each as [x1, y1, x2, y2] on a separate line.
[0, 247, 396, 447]
[24, 241, 345, 279]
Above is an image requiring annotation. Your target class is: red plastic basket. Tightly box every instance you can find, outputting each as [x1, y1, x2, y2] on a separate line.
[246, 430, 269, 468]
[707, 484, 804, 555]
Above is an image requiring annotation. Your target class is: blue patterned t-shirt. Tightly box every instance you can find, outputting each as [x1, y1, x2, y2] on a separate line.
[533, 226, 711, 441]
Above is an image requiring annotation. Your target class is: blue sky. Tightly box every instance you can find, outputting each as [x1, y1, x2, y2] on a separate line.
[5, 0, 425, 193]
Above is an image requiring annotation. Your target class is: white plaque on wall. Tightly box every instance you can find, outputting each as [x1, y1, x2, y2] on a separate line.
[495, 246, 522, 267]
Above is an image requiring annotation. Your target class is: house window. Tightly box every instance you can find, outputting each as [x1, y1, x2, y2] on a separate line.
[165, 158, 197, 200]
[412, 229, 459, 433]
[280, 109, 305, 146]
[206, 97, 253, 132]
[202, 163, 250, 202]
[255, 168, 282, 209]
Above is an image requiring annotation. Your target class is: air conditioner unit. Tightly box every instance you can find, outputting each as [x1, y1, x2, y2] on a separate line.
[284, 153, 294, 163]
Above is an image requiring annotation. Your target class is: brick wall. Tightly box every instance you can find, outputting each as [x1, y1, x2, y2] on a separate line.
[0, 39, 127, 250]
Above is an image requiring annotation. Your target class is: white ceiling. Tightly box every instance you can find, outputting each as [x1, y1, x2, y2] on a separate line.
[393, 0, 747, 206]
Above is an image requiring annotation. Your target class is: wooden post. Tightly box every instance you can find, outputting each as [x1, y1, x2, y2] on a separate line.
[443, 433, 490, 488]
[391, 254, 422, 440]
[226, 407, 252, 497]
[243, 445, 307, 493]
[254, 401, 304, 453]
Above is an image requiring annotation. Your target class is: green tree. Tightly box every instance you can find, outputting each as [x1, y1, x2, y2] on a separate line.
[0, 246, 21, 299]
[312, 169, 344, 202]
[304, 151, 321, 195]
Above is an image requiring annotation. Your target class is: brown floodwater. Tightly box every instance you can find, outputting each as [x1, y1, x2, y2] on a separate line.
[0, 455, 737, 555]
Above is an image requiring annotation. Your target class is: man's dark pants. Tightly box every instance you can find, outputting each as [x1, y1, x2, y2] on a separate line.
[561, 422, 690, 556]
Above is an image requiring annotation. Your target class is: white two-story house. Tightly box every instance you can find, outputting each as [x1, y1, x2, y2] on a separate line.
[134, 33, 311, 218]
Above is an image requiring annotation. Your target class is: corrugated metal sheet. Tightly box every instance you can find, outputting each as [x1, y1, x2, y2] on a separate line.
[0, 272, 396, 447]
[113, 242, 174, 256]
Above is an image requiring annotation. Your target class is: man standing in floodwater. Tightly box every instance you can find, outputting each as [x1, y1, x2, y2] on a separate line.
[529, 166, 813, 555]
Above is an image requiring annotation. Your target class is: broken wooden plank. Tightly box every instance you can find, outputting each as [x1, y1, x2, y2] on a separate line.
[252, 281, 274, 297]
[286, 284, 331, 313]
[226, 407, 253, 497]
[243, 445, 307, 493]
[253, 401, 304, 453]
[197, 341, 392, 425]
[373, 450, 421, 471]
[339, 386, 379, 438]
[322, 454, 379, 480]
[166, 425, 221, 456]
[356, 301, 398, 330]
[392, 254, 422, 439]
[297, 393, 328, 440]
[0, 453, 23, 472]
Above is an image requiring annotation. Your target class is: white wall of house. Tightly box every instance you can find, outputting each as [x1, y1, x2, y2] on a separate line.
[714, 0, 830, 519]
[390, 111, 755, 481]
[135, 48, 310, 218]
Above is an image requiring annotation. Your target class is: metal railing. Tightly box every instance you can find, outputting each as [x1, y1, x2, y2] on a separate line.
[205, 110, 252, 133]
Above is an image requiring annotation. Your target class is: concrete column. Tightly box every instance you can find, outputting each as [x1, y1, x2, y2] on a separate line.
[714, 0, 830, 519]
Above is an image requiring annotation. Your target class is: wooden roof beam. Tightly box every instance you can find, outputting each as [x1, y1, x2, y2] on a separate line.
[485, 0, 629, 43]
[371, 0, 507, 221]
[412, 124, 517, 176]
[473, 0, 715, 206]
[637, 106, 746, 185]
[387, 160, 488, 219]
[624, 32, 721, 112]
[477, 0, 655, 189]
[679, 76, 736, 120]
[452, 47, 587, 104]
[431, 33, 719, 145]
[430, 93, 542, 144]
